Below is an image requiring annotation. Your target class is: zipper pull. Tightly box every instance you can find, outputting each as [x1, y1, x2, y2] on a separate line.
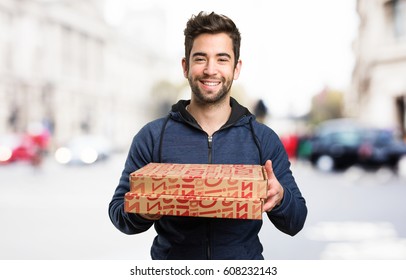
[208, 136, 213, 148]
[207, 136, 213, 164]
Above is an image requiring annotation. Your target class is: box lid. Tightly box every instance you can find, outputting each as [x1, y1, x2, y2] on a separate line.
[129, 163, 268, 198]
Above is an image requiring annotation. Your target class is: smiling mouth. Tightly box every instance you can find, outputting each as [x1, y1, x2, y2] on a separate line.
[201, 81, 221, 87]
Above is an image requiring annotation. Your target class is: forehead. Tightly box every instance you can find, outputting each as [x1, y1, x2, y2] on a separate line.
[191, 33, 234, 57]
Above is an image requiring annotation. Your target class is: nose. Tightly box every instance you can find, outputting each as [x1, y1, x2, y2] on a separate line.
[203, 59, 218, 76]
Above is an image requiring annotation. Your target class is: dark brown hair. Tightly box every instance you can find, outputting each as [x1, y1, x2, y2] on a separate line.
[184, 11, 241, 69]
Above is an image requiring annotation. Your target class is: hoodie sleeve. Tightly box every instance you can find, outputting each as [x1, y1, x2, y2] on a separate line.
[108, 121, 161, 234]
[260, 126, 308, 236]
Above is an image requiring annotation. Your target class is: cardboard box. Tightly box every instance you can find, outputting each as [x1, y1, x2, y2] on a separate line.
[125, 192, 263, 220]
[129, 163, 268, 199]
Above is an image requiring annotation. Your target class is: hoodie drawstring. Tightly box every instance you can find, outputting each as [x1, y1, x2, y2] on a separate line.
[158, 115, 171, 163]
[249, 119, 264, 165]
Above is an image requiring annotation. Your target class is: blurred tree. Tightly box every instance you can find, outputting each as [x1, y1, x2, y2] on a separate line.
[309, 87, 344, 125]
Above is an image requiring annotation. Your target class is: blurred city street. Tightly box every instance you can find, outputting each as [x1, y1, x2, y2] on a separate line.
[1, 0, 406, 270]
[1, 154, 405, 260]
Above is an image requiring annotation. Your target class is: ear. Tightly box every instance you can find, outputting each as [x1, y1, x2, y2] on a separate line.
[233, 59, 242, 80]
[181, 58, 188, 78]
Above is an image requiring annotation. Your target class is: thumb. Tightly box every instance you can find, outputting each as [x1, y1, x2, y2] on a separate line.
[264, 159, 275, 180]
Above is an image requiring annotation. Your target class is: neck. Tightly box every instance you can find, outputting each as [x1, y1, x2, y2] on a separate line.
[187, 98, 232, 136]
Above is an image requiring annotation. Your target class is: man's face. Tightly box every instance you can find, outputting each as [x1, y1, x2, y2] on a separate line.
[182, 33, 242, 105]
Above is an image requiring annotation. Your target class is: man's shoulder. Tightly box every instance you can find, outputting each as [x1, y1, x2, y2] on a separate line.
[144, 116, 170, 127]
[136, 116, 170, 137]
[251, 120, 276, 134]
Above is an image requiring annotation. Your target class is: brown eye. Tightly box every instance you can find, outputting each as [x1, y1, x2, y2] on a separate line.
[194, 57, 205, 62]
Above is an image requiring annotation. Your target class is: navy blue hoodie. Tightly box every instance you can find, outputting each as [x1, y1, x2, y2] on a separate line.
[109, 98, 307, 259]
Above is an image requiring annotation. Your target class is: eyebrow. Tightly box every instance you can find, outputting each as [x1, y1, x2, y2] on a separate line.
[192, 52, 232, 59]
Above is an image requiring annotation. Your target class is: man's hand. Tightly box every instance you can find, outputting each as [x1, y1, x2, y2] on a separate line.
[263, 160, 284, 212]
[138, 213, 162, 221]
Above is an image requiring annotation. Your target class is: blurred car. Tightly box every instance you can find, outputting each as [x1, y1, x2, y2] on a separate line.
[308, 119, 364, 171]
[307, 119, 406, 172]
[54, 135, 112, 165]
[0, 133, 40, 164]
[357, 128, 406, 169]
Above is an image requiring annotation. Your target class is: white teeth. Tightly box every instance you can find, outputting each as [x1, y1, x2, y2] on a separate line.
[203, 82, 220, 86]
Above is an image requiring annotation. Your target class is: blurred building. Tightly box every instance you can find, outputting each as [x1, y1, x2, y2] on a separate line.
[0, 0, 168, 151]
[350, 0, 406, 138]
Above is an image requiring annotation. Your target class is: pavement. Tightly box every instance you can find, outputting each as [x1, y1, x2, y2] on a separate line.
[1, 154, 406, 260]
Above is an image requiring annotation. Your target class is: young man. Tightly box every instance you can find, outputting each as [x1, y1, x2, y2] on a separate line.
[109, 11, 307, 260]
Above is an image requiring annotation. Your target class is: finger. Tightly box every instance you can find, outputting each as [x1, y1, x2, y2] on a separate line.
[263, 198, 276, 212]
[264, 160, 275, 180]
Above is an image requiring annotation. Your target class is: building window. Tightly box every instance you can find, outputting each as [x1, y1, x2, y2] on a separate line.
[61, 25, 73, 76]
[395, 95, 406, 138]
[0, 9, 13, 71]
[392, 0, 406, 39]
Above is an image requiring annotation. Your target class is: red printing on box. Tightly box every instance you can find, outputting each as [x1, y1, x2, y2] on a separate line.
[125, 163, 268, 220]
[129, 163, 267, 199]
[124, 193, 263, 220]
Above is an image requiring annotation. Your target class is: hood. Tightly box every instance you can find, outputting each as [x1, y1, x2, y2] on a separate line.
[170, 97, 253, 128]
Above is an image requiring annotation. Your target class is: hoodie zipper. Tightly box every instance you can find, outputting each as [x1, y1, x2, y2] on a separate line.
[176, 111, 248, 259]
[207, 135, 213, 164]
[207, 135, 213, 259]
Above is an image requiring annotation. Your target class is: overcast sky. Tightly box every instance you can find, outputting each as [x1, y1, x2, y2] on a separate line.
[105, 0, 358, 117]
